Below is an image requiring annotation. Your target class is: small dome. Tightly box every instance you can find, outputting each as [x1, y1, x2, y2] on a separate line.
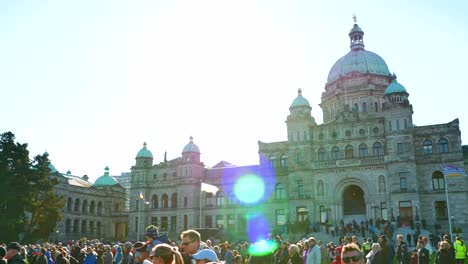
[385, 80, 407, 95]
[290, 88, 311, 108]
[94, 166, 118, 187]
[182, 136, 200, 153]
[136, 142, 153, 158]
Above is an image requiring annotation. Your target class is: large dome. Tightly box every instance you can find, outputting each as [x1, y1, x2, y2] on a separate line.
[290, 88, 311, 109]
[136, 142, 153, 158]
[327, 22, 391, 83]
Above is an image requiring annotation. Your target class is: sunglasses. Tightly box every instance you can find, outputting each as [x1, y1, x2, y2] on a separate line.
[181, 241, 193, 246]
[342, 255, 362, 263]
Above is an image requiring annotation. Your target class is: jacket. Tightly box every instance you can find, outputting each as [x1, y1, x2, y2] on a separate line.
[306, 245, 321, 264]
[7, 254, 26, 264]
[453, 240, 466, 260]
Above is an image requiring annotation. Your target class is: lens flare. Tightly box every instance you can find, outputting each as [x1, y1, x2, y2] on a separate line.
[234, 174, 265, 204]
[247, 213, 270, 243]
[248, 239, 278, 256]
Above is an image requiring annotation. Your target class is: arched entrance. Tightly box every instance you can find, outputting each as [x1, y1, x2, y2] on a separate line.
[343, 185, 366, 217]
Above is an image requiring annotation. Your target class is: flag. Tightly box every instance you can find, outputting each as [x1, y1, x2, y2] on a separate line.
[443, 164, 466, 177]
[139, 192, 144, 199]
[201, 182, 219, 194]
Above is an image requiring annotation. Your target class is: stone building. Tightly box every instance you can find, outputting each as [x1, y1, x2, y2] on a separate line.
[129, 21, 468, 241]
[52, 166, 128, 241]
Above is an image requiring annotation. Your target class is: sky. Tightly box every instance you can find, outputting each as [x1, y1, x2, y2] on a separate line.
[1, 0, 467, 182]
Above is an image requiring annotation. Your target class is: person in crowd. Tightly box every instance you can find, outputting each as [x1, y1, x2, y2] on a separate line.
[234, 255, 243, 264]
[435, 241, 455, 264]
[224, 245, 233, 264]
[134, 243, 151, 264]
[373, 235, 389, 264]
[306, 237, 320, 264]
[180, 230, 201, 264]
[317, 241, 329, 264]
[398, 244, 411, 264]
[113, 246, 122, 264]
[396, 235, 406, 264]
[406, 234, 412, 247]
[45, 249, 54, 264]
[362, 239, 372, 260]
[276, 242, 289, 264]
[4, 242, 26, 264]
[103, 246, 113, 264]
[1, 246, 8, 264]
[331, 246, 341, 264]
[417, 240, 429, 264]
[365, 244, 380, 264]
[288, 244, 302, 264]
[453, 237, 466, 264]
[84, 247, 96, 264]
[190, 249, 218, 264]
[302, 241, 310, 264]
[150, 244, 183, 264]
[35, 249, 47, 264]
[121, 243, 133, 264]
[54, 249, 70, 264]
[341, 243, 364, 264]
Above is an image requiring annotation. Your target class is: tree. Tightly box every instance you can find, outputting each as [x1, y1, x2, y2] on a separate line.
[0, 131, 64, 242]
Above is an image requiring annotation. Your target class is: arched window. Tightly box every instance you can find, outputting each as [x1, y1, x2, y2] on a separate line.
[438, 138, 449, 153]
[152, 195, 158, 209]
[216, 192, 225, 206]
[81, 220, 87, 234]
[269, 156, 277, 168]
[345, 145, 354, 159]
[432, 171, 445, 190]
[280, 154, 288, 168]
[74, 198, 80, 212]
[162, 194, 169, 208]
[184, 215, 188, 230]
[90, 201, 95, 214]
[373, 142, 383, 156]
[317, 180, 324, 196]
[65, 219, 71, 233]
[331, 146, 339, 160]
[378, 175, 386, 193]
[318, 148, 326, 161]
[362, 102, 367, 112]
[82, 200, 88, 214]
[359, 144, 368, 157]
[97, 201, 102, 216]
[423, 140, 433, 154]
[275, 183, 286, 200]
[171, 193, 178, 208]
[67, 197, 72, 212]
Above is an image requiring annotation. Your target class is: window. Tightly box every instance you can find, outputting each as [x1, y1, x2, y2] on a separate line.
[73, 219, 79, 233]
[353, 103, 358, 112]
[65, 219, 71, 233]
[397, 143, 405, 154]
[317, 180, 324, 196]
[227, 214, 235, 230]
[432, 171, 445, 190]
[74, 198, 80, 212]
[205, 215, 213, 228]
[269, 156, 277, 168]
[396, 120, 400, 130]
[345, 145, 354, 159]
[297, 180, 304, 198]
[97, 202, 102, 215]
[97, 222, 101, 235]
[359, 129, 366, 135]
[362, 102, 367, 112]
[89, 221, 94, 234]
[359, 144, 368, 157]
[184, 197, 188, 208]
[378, 175, 386, 193]
[216, 215, 224, 228]
[67, 197, 72, 212]
[318, 148, 326, 161]
[381, 202, 388, 221]
[345, 130, 351, 137]
[388, 120, 392, 131]
[404, 119, 408, 129]
[184, 215, 188, 230]
[171, 193, 178, 208]
[435, 201, 448, 219]
[161, 217, 168, 231]
[275, 183, 286, 200]
[373, 127, 379, 134]
[152, 195, 158, 209]
[320, 206, 327, 223]
[373, 142, 383, 156]
[375, 102, 379, 112]
[280, 155, 288, 168]
[90, 201, 95, 214]
[400, 177, 407, 190]
[276, 209, 286, 226]
[319, 133, 324, 140]
[170, 216, 177, 231]
[423, 140, 433, 154]
[151, 217, 158, 226]
[162, 194, 169, 208]
[331, 146, 339, 160]
[438, 138, 449, 153]
[216, 192, 225, 206]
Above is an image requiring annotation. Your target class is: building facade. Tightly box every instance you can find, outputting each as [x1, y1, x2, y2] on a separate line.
[52, 166, 128, 241]
[129, 21, 468, 241]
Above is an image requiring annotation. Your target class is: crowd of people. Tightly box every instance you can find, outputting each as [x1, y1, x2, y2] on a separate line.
[0, 224, 466, 264]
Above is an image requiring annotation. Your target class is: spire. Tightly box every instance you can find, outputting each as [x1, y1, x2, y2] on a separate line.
[349, 15, 365, 50]
[164, 150, 167, 163]
[189, 136, 193, 143]
[104, 166, 109, 176]
[298, 88, 302, 96]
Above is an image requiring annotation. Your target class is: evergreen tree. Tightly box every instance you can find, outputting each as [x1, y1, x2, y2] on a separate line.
[0, 132, 64, 242]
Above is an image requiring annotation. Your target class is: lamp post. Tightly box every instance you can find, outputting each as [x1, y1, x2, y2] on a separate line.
[451, 216, 455, 238]
[56, 230, 59, 243]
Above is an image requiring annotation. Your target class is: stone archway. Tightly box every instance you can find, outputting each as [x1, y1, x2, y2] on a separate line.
[343, 185, 366, 215]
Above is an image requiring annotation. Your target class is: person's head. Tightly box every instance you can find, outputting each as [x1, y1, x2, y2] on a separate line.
[317, 240, 323, 247]
[191, 249, 219, 264]
[180, 230, 201, 255]
[378, 236, 387, 247]
[352, 236, 358, 243]
[134, 242, 149, 263]
[150, 244, 182, 264]
[205, 240, 212, 247]
[341, 244, 363, 264]
[0, 246, 6, 258]
[234, 255, 243, 264]
[288, 244, 299, 257]
[439, 241, 449, 251]
[417, 240, 424, 249]
[123, 242, 133, 254]
[6, 242, 21, 259]
[308, 237, 316, 248]
[371, 243, 380, 252]
[397, 235, 403, 243]
[421, 237, 428, 245]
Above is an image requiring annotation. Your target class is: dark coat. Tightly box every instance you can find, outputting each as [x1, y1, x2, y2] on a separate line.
[434, 250, 455, 264]
[418, 248, 430, 264]
[36, 255, 48, 264]
[7, 254, 26, 264]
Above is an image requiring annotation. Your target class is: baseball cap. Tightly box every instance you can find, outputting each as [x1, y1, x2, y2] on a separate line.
[192, 249, 219, 262]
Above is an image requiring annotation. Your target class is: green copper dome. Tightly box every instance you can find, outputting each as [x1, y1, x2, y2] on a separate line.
[183, 136, 200, 153]
[385, 80, 407, 95]
[327, 22, 391, 83]
[48, 163, 58, 173]
[94, 166, 118, 187]
[290, 88, 311, 108]
[136, 142, 153, 158]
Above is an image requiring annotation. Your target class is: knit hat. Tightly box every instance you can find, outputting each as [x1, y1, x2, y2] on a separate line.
[124, 242, 133, 250]
[7, 242, 21, 251]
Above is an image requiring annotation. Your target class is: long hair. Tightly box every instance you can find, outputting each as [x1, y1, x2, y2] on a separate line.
[151, 244, 183, 264]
